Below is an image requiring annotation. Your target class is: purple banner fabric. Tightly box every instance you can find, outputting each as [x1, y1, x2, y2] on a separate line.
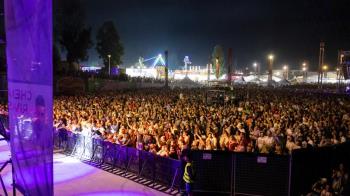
[5, 0, 53, 195]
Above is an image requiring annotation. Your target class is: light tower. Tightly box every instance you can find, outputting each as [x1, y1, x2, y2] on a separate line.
[268, 54, 274, 86]
[318, 42, 325, 85]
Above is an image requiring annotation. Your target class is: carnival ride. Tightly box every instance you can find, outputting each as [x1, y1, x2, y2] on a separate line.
[136, 54, 165, 69]
[126, 54, 166, 78]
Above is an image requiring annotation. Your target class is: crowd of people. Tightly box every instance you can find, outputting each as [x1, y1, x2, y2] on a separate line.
[0, 103, 7, 115]
[307, 163, 349, 196]
[51, 87, 350, 159]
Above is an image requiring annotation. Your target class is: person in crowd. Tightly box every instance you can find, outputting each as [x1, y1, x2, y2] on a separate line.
[1, 86, 344, 157]
[307, 163, 349, 196]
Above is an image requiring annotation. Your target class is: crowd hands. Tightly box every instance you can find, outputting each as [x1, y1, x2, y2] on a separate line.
[307, 164, 349, 196]
[52, 87, 350, 159]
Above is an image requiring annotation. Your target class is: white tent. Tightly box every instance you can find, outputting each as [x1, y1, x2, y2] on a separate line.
[170, 76, 202, 88]
[233, 76, 246, 84]
[278, 79, 291, 86]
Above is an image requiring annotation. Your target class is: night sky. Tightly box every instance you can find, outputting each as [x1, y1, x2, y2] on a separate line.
[85, 0, 350, 71]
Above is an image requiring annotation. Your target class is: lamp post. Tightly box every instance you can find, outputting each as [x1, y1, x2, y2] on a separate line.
[336, 67, 340, 88]
[107, 54, 111, 76]
[302, 62, 307, 83]
[302, 66, 307, 83]
[283, 65, 288, 80]
[253, 62, 258, 77]
[321, 64, 328, 85]
[268, 54, 274, 85]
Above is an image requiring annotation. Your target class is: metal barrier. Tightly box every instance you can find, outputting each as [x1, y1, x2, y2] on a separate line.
[291, 142, 350, 196]
[54, 130, 182, 190]
[53, 129, 350, 196]
[191, 151, 290, 196]
[234, 153, 290, 196]
[192, 151, 232, 194]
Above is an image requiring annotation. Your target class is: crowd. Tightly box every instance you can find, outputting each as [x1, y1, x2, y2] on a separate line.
[52, 87, 350, 159]
[307, 163, 349, 196]
[0, 103, 7, 115]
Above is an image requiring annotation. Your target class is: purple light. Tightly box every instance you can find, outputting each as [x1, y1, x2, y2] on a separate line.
[53, 155, 95, 184]
[5, 0, 53, 195]
[75, 191, 160, 196]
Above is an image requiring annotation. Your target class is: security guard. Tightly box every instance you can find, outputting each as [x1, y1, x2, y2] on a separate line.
[183, 154, 194, 196]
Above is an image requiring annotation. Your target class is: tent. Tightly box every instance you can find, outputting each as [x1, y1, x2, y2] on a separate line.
[233, 76, 246, 84]
[170, 76, 202, 88]
[278, 79, 291, 86]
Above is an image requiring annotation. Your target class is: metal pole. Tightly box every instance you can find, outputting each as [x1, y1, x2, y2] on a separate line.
[288, 155, 292, 196]
[233, 154, 236, 196]
[318, 42, 325, 86]
[164, 50, 168, 88]
[12, 159, 16, 196]
[268, 56, 273, 86]
[230, 154, 234, 196]
[108, 55, 111, 76]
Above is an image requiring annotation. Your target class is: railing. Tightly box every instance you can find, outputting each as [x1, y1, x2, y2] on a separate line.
[54, 129, 183, 191]
[51, 128, 350, 196]
[191, 151, 290, 196]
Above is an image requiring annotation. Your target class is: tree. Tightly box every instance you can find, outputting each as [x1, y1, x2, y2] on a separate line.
[96, 21, 124, 72]
[56, 0, 92, 70]
[211, 45, 225, 79]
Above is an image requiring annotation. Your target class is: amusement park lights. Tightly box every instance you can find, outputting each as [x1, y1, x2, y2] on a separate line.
[152, 54, 166, 67]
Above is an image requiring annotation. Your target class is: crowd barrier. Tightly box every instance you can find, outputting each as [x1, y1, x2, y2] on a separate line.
[191, 151, 290, 196]
[291, 142, 350, 196]
[53, 128, 350, 196]
[54, 129, 183, 190]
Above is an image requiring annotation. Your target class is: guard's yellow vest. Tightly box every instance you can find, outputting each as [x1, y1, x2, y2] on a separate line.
[183, 162, 194, 183]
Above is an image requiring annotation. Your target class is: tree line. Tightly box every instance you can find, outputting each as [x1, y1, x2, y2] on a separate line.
[54, 0, 123, 75]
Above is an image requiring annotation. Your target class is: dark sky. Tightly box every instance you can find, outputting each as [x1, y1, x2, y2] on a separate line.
[84, 0, 350, 71]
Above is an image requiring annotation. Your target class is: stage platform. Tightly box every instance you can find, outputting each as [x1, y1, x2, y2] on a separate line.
[0, 140, 172, 196]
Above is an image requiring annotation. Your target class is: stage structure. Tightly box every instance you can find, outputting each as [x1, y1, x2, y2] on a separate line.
[5, 0, 53, 195]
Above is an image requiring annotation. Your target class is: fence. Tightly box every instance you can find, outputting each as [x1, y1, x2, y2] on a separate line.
[291, 142, 350, 195]
[54, 129, 183, 191]
[191, 151, 290, 196]
[52, 128, 350, 196]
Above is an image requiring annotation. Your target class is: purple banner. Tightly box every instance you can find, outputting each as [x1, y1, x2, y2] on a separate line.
[5, 0, 53, 195]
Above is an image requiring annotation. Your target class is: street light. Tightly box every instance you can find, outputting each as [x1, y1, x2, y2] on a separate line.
[253, 62, 258, 77]
[302, 62, 308, 83]
[283, 65, 288, 80]
[107, 54, 111, 76]
[321, 64, 328, 84]
[336, 68, 341, 86]
[267, 54, 274, 85]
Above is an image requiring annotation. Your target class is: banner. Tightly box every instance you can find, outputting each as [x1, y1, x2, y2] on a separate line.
[5, 0, 53, 195]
